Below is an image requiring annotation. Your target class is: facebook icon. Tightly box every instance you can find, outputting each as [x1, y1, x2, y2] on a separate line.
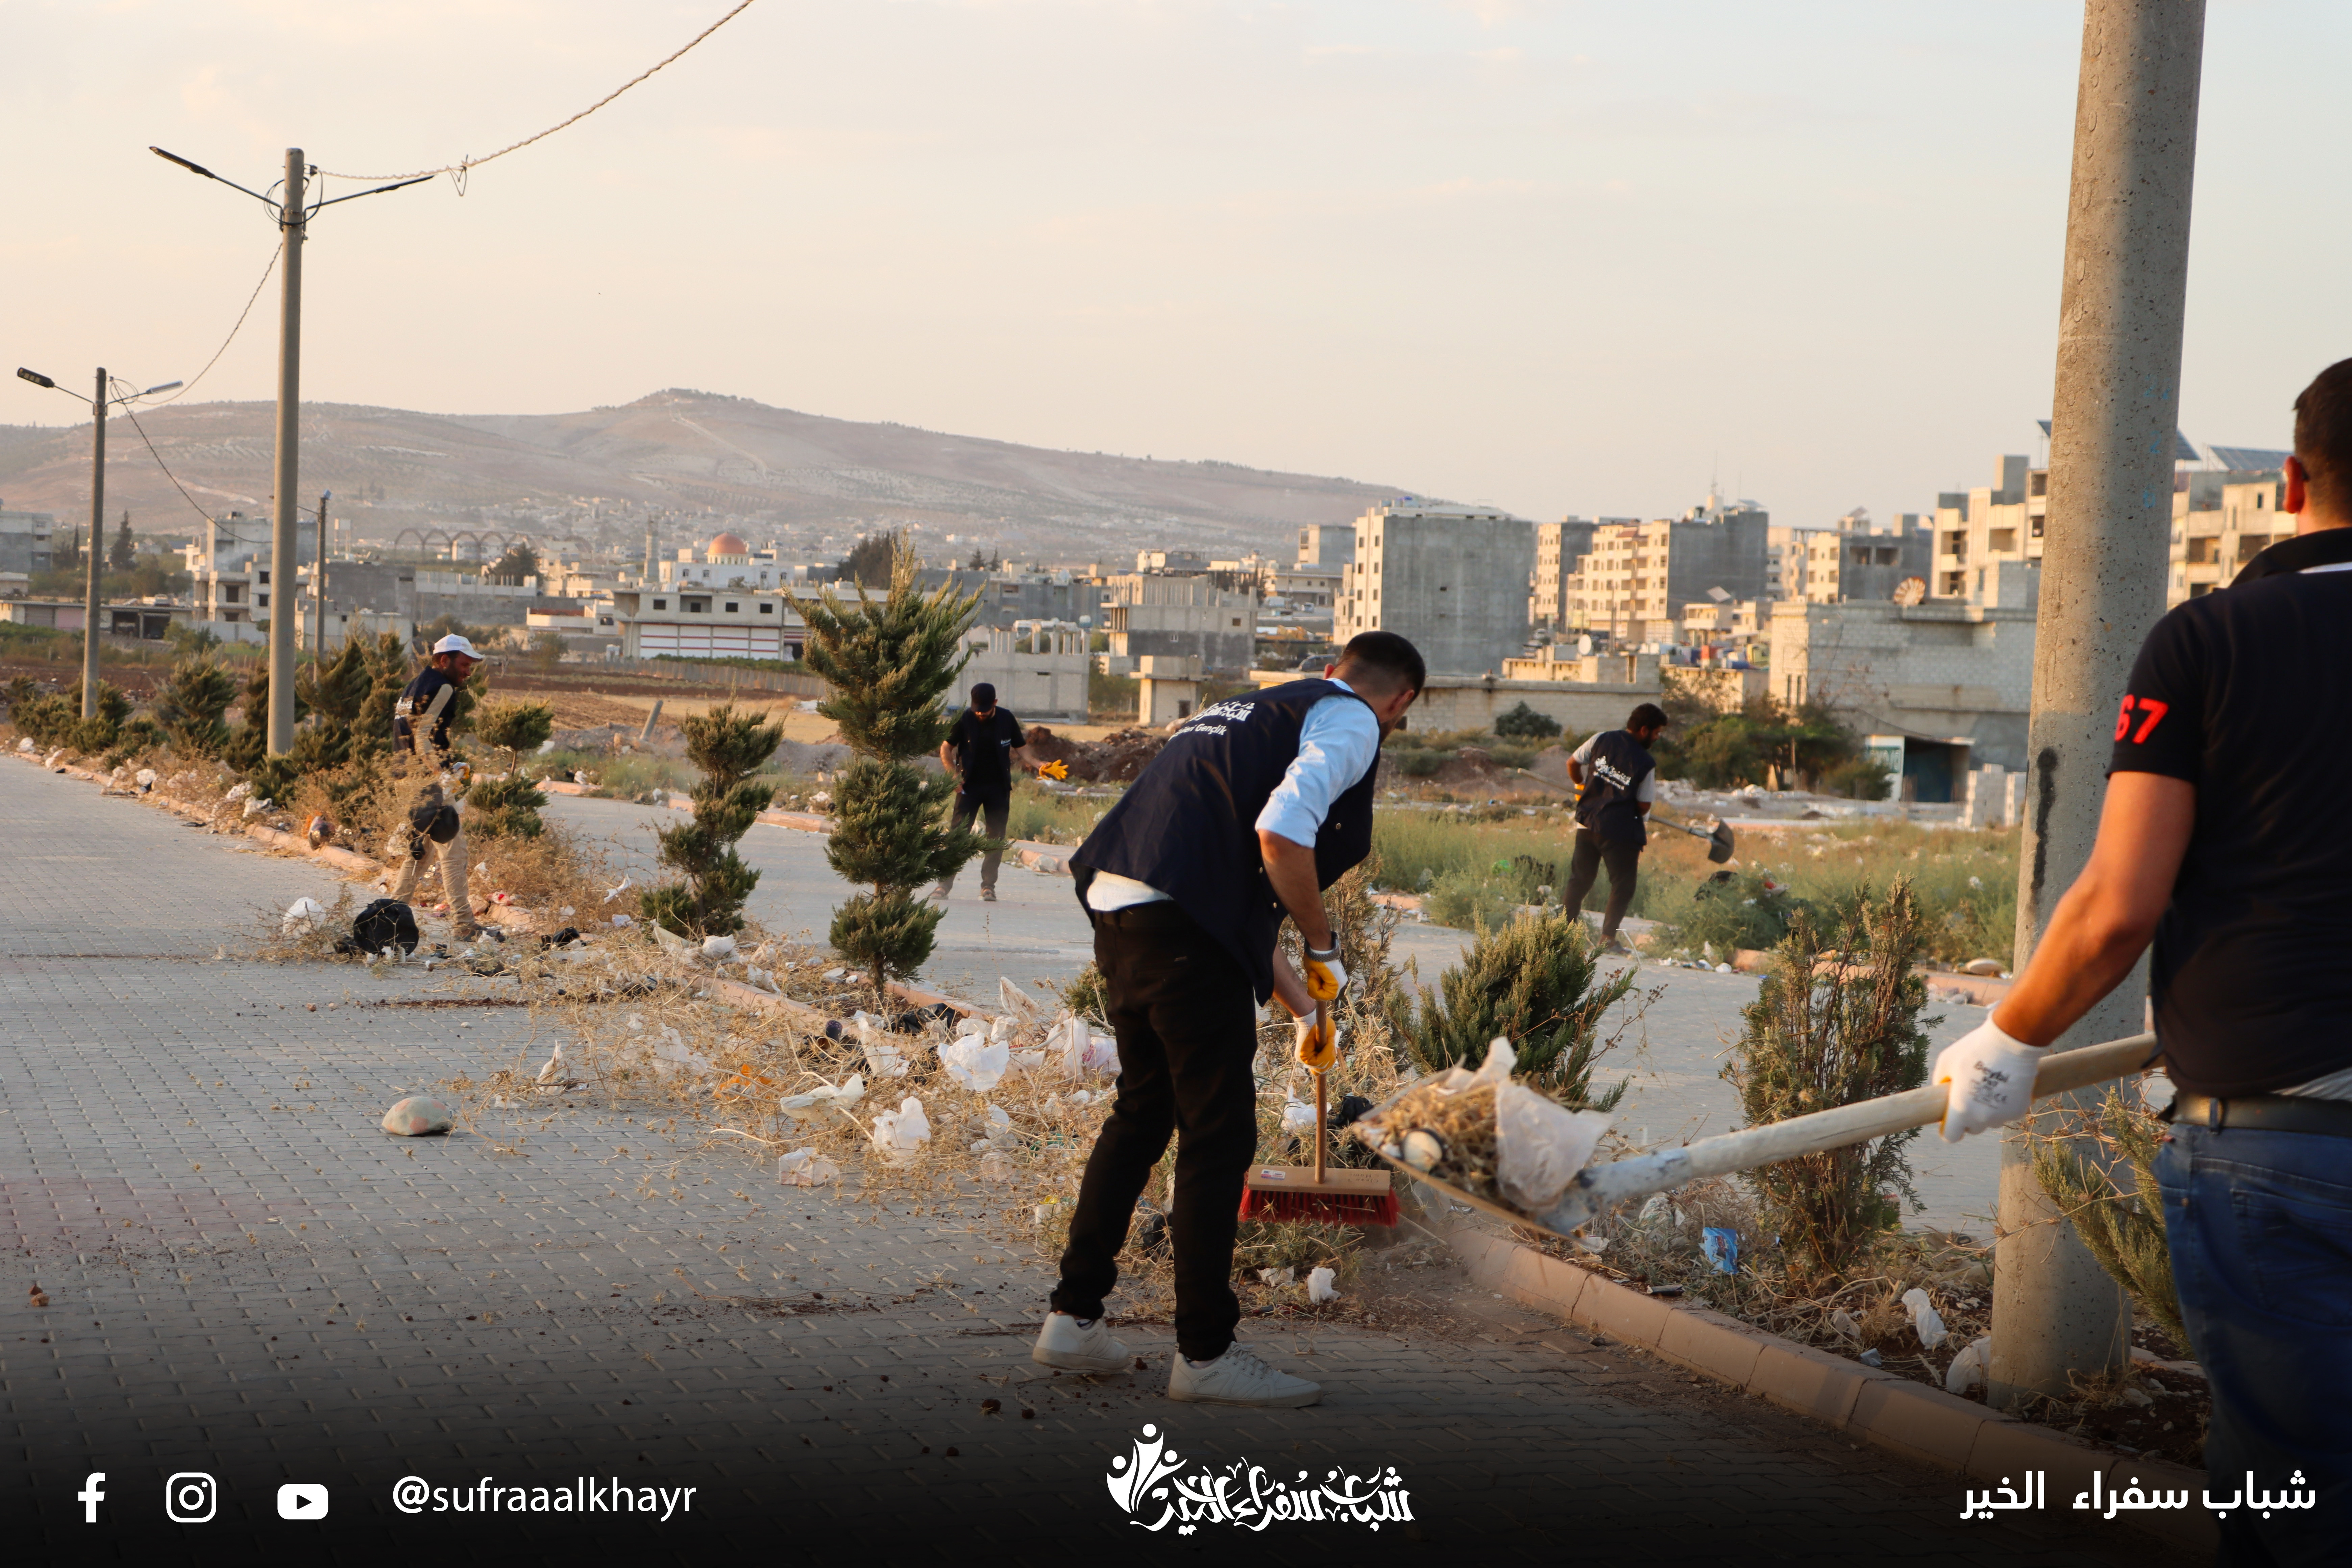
[78, 1472, 105, 1523]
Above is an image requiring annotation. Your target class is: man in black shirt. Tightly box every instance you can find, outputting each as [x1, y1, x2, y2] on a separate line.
[934, 682, 1027, 902]
[1561, 702, 1668, 954]
[389, 635, 484, 941]
[1933, 361, 2352, 1560]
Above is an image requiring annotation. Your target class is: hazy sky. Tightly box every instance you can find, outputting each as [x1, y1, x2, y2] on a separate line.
[4, 1, 2341, 529]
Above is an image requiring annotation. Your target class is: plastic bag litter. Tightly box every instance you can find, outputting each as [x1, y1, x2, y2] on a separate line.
[611, 913, 633, 927]
[1307, 1267, 1340, 1304]
[988, 1014, 1018, 1044]
[1258, 1267, 1295, 1287]
[777, 1148, 841, 1186]
[1280, 1099, 1317, 1135]
[1042, 1014, 1120, 1077]
[997, 976, 1044, 1028]
[281, 897, 328, 935]
[650, 1030, 714, 1076]
[13, 737, 29, 752]
[1494, 1079, 1613, 1212]
[134, 767, 157, 791]
[700, 934, 738, 963]
[1830, 1308, 1861, 1342]
[871, 1096, 931, 1164]
[779, 1074, 865, 1123]
[954, 1015, 986, 1039]
[650, 924, 695, 961]
[243, 795, 273, 818]
[1901, 1288, 1949, 1350]
[976, 1150, 1017, 1183]
[939, 1036, 1010, 1093]
[225, 782, 252, 802]
[1944, 1334, 1991, 1394]
[1700, 1227, 1740, 1274]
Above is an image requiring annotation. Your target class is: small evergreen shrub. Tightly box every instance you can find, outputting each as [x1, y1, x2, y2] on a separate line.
[1405, 908, 1635, 1106]
[640, 704, 784, 937]
[1493, 701, 1563, 740]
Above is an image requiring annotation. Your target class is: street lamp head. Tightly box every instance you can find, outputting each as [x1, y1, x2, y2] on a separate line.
[140, 381, 183, 396]
[15, 367, 56, 390]
[150, 146, 215, 179]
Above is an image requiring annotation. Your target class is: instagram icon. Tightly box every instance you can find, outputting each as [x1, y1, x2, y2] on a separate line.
[164, 1472, 217, 1523]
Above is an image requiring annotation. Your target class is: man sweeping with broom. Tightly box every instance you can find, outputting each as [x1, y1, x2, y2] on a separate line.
[1032, 631, 1423, 1407]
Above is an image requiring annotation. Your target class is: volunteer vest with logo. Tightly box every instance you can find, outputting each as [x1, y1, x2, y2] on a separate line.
[1574, 729, 1655, 847]
[1072, 679, 1378, 1003]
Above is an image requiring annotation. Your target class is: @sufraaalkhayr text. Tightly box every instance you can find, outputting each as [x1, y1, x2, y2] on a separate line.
[391, 1475, 697, 1519]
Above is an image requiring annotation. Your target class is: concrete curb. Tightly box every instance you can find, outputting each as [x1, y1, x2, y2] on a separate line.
[1446, 1224, 2214, 1550]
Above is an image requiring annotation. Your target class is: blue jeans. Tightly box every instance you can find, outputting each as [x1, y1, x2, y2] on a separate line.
[2155, 1123, 2352, 1566]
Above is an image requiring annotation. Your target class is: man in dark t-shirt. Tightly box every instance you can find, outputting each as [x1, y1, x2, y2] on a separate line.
[934, 682, 1027, 901]
[1561, 703, 1668, 954]
[1932, 360, 2352, 1561]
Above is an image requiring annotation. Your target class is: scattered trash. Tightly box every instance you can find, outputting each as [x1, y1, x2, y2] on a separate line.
[940, 1036, 1010, 1093]
[975, 1150, 1016, 1183]
[280, 897, 328, 935]
[871, 1097, 931, 1164]
[1858, 1347, 1884, 1368]
[381, 1096, 455, 1136]
[13, 737, 30, 753]
[779, 1074, 866, 1123]
[1830, 1308, 1861, 1342]
[611, 914, 633, 927]
[1901, 1287, 1948, 1350]
[1962, 958, 2004, 977]
[1033, 1197, 1064, 1227]
[534, 1042, 565, 1085]
[777, 1149, 842, 1186]
[305, 813, 333, 847]
[1280, 1099, 1317, 1135]
[1306, 1267, 1340, 1304]
[135, 767, 157, 792]
[701, 934, 738, 963]
[1700, 1227, 1739, 1275]
[539, 927, 581, 950]
[1573, 1233, 1609, 1254]
[242, 796, 273, 818]
[224, 782, 251, 802]
[1944, 1335, 1991, 1395]
[347, 899, 419, 956]
[1258, 1267, 1295, 1288]
[602, 878, 632, 903]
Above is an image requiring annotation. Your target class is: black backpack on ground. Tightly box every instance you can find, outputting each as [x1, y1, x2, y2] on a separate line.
[344, 898, 420, 956]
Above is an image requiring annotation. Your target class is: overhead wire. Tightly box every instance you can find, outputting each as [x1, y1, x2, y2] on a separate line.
[320, 0, 762, 184]
[144, 240, 284, 408]
[110, 378, 224, 531]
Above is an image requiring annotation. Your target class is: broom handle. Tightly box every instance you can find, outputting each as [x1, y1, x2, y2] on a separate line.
[1313, 1063, 1327, 1186]
[1537, 1031, 2160, 1233]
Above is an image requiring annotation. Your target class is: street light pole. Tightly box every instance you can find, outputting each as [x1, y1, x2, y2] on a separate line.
[82, 366, 107, 718]
[268, 148, 306, 753]
[1992, 0, 2207, 1408]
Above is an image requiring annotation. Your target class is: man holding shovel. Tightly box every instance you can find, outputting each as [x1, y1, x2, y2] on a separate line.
[1031, 631, 1422, 1407]
[1937, 361, 2352, 1561]
[1562, 702, 1669, 954]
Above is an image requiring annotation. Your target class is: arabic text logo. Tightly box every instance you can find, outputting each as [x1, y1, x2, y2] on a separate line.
[1105, 1426, 1412, 1533]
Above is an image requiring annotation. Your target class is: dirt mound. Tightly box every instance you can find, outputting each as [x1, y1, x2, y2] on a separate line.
[1023, 725, 1165, 784]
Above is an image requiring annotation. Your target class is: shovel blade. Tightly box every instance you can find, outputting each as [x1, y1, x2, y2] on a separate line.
[1707, 823, 1734, 863]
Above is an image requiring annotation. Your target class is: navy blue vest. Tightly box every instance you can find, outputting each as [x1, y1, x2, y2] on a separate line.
[1073, 680, 1379, 1003]
[1573, 729, 1656, 847]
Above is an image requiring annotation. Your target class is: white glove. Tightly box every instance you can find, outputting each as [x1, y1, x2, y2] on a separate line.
[1932, 1018, 2049, 1143]
[1302, 945, 1349, 1005]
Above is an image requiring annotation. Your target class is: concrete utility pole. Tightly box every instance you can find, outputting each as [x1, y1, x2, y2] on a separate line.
[267, 148, 307, 754]
[1993, 0, 2206, 1409]
[81, 367, 106, 718]
[313, 489, 331, 657]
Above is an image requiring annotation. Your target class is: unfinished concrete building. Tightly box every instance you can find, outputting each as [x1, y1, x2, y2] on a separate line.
[1530, 517, 1602, 629]
[1561, 499, 1771, 645]
[1333, 503, 1537, 677]
[1102, 573, 1256, 673]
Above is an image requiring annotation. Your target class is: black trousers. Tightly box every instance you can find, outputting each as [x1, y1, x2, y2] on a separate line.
[1051, 902, 1261, 1362]
[1562, 826, 1641, 939]
[941, 791, 1010, 891]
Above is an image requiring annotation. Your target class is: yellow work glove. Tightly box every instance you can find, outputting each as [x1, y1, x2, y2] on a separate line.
[1303, 943, 1348, 1006]
[1294, 1006, 1341, 1071]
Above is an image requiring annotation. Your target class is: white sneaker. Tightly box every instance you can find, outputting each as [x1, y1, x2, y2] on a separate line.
[1168, 1345, 1322, 1408]
[1032, 1311, 1132, 1373]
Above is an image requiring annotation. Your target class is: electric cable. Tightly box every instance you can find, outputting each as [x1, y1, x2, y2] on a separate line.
[320, 0, 761, 183]
[110, 381, 223, 530]
[143, 241, 283, 408]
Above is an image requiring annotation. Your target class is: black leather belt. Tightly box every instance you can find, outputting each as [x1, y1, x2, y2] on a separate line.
[2166, 1092, 2352, 1138]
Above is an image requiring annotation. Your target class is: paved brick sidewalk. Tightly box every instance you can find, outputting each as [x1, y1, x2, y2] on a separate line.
[0, 764, 2178, 1564]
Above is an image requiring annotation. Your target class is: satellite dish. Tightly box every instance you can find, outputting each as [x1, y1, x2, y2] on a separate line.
[1705, 585, 1732, 603]
[1893, 577, 1928, 606]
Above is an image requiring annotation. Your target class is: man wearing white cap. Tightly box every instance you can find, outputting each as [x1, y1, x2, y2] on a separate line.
[390, 634, 484, 940]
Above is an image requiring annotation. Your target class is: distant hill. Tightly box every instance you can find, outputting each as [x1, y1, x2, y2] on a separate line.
[0, 389, 1404, 563]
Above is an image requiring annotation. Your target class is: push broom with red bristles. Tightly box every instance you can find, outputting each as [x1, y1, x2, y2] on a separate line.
[1238, 996, 1398, 1228]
